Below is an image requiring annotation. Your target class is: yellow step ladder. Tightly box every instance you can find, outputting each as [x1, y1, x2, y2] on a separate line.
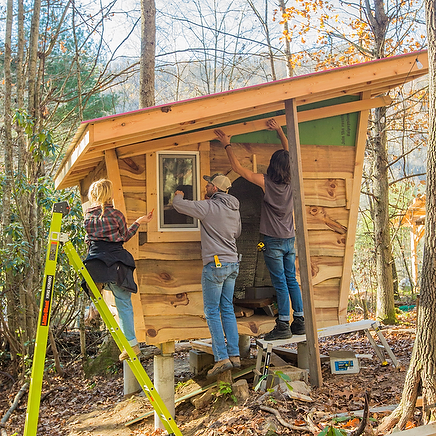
[24, 201, 182, 436]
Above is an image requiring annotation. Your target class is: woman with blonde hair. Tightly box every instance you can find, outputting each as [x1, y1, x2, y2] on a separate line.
[83, 179, 153, 360]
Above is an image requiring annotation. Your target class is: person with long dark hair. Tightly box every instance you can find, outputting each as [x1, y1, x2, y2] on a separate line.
[215, 119, 305, 340]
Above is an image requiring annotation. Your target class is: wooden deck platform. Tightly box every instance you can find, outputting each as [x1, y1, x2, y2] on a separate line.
[256, 319, 399, 368]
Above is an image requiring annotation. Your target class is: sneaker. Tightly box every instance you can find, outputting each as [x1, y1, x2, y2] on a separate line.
[206, 359, 233, 378]
[291, 316, 306, 335]
[229, 356, 241, 368]
[264, 319, 292, 341]
[119, 344, 141, 361]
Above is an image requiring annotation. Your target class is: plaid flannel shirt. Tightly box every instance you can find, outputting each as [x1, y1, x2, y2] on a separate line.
[84, 204, 139, 243]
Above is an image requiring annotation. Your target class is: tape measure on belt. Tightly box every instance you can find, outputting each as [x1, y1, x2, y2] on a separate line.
[214, 255, 222, 268]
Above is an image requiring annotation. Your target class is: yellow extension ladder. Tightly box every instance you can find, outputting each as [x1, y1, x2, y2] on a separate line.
[23, 201, 182, 436]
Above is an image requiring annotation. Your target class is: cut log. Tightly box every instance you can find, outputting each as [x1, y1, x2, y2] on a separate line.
[232, 379, 250, 402]
[217, 369, 233, 385]
[191, 388, 216, 409]
[233, 298, 274, 308]
[233, 305, 255, 318]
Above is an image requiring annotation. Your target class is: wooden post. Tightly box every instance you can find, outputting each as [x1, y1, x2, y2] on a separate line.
[285, 98, 322, 387]
[104, 150, 148, 393]
[338, 91, 371, 322]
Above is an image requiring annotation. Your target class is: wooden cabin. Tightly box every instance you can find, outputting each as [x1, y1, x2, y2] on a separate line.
[55, 51, 428, 347]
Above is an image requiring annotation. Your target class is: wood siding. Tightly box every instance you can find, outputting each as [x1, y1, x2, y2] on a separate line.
[117, 140, 359, 343]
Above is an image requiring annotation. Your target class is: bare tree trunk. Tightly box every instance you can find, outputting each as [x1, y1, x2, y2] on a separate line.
[3, 0, 23, 371]
[24, 0, 43, 350]
[48, 328, 65, 377]
[247, 0, 277, 81]
[378, 1, 436, 431]
[278, 0, 293, 77]
[3, 0, 13, 250]
[72, 3, 83, 120]
[17, 0, 26, 174]
[372, 105, 396, 324]
[79, 295, 87, 358]
[365, 0, 396, 324]
[140, 0, 156, 108]
[27, 0, 42, 119]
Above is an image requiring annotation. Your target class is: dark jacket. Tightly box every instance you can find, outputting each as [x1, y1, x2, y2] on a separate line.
[81, 240, 137, 295]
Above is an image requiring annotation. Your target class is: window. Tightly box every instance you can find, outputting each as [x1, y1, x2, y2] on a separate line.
[158, 152, 199, 229]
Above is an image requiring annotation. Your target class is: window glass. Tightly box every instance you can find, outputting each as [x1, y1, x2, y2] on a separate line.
[159, 153, 198, 228]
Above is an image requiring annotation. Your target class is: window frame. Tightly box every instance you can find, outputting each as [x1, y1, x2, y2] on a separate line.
[157, 150, 201, 232]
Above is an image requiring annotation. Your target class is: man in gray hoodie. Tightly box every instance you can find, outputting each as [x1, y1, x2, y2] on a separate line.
[173, 173, 241, 378]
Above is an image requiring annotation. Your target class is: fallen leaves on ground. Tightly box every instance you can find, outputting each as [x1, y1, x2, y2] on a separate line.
[0, 312, 421, 436]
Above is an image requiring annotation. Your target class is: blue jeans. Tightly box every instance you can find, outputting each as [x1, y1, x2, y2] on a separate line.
[263, 235, 304, 321]
[105, 282, 137, 345]
[201, 262, 240, 362]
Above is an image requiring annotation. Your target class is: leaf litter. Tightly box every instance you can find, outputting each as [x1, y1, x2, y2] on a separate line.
[0, 312, 419, 435]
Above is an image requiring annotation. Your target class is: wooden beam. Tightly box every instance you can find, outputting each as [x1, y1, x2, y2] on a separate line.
[105, 150, 127, 215]
[58, 91, 392, 181]
[72, 66, 421, 165]
[53, 92, 399, 190]
[338, 91, 371, 322]
[55, 126, 93, 189]
[104, 149, 145, 342]
[116, 96, 393, 160]
[285, 98, 322, 387]
[55, 51, 427, 190]
[90, 52, 426, 145]
[90, 95, 391, 155]
[89, 101, 284, 151]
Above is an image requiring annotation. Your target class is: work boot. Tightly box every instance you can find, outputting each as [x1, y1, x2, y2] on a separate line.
[119, 344, 141, 361]
[264, 319, 292, 341]
[291, 316, 306, 335]
[229, 356, 241, 368]
[206, 359, 233, 378]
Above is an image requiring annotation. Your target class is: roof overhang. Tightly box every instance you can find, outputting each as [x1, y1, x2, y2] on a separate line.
[55, 50, 428, 190]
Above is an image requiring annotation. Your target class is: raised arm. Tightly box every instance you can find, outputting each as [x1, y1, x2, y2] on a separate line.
[214, 129, 265, 190]
[266, 118, 288, 151]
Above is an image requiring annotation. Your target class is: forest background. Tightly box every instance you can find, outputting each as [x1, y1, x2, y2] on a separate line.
[0, 0, 434, 432]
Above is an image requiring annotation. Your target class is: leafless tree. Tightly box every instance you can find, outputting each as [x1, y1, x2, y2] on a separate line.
[140, 0, 156, 107]
[378, 1, 436, 431]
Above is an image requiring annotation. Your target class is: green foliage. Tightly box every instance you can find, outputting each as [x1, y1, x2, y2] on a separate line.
[0, 110, 86, 366]
[318, 426, 347, 436]
[176, 379, 194, 391]
[215, 381, 237, 404]
[267, 394, 277, 405]
[13, 110, 58, 159]
[254, 369, 294, 393]
[272, 370, 293, 391]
